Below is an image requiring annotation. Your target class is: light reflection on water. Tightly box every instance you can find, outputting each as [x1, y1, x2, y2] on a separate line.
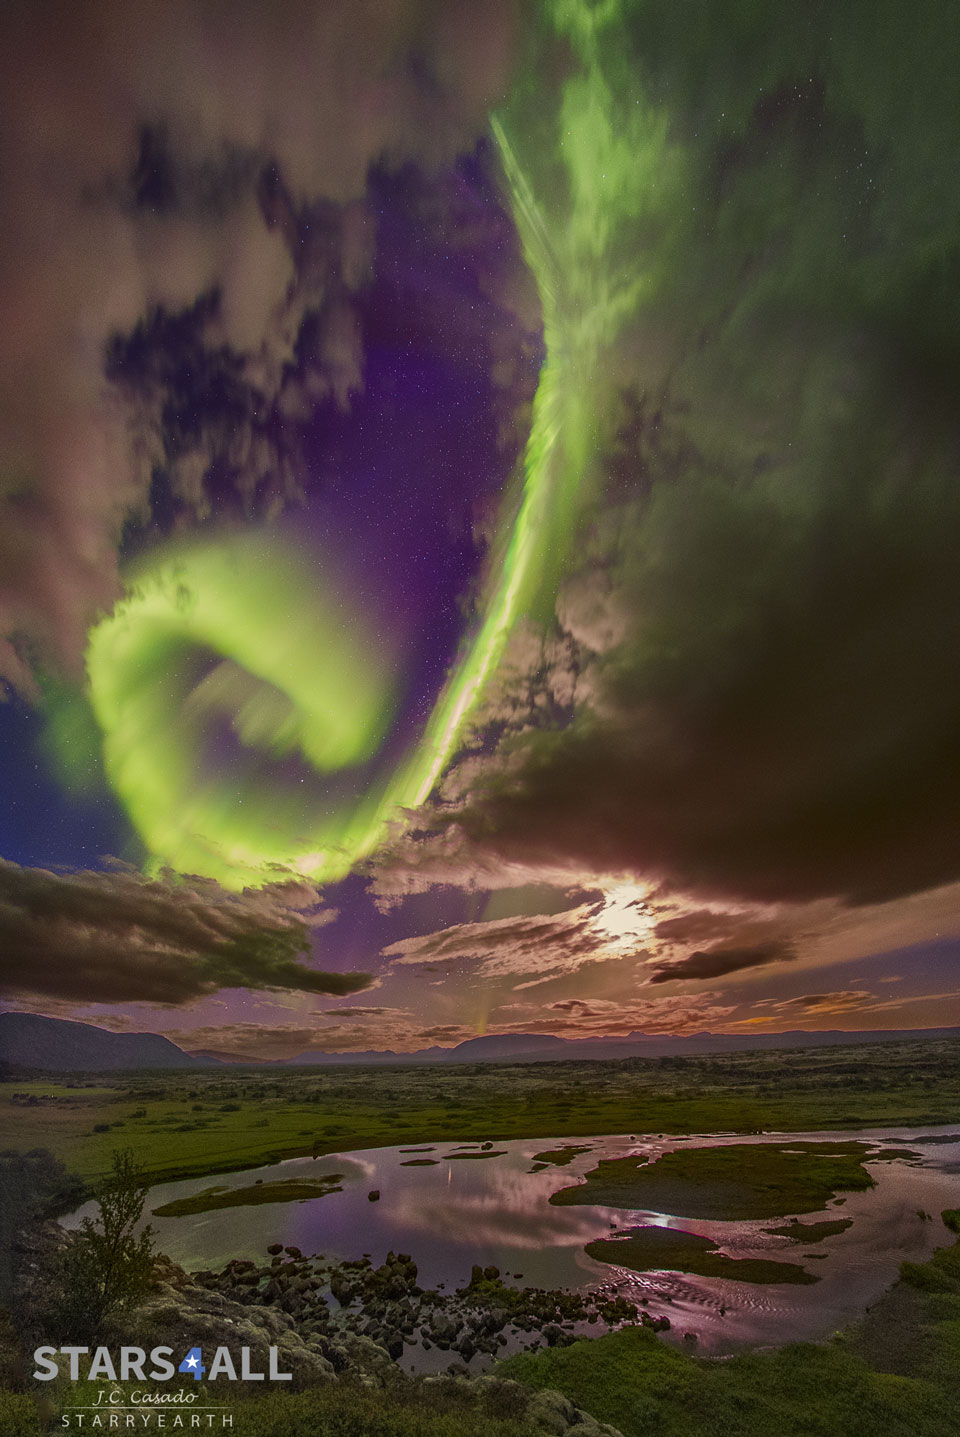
[61, 1125, 960, 1356]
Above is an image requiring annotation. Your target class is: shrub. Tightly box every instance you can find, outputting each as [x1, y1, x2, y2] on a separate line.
[44, 1149, 155, 1342]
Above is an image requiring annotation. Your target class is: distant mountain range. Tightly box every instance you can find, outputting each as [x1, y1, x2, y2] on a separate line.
[273, 1026, 960, 1067]
[2, 1009, 959, 1072]
[0, 1011, 207, 1070]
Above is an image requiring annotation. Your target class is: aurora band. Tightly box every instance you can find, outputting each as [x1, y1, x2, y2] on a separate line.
[85, 1, 668, 889]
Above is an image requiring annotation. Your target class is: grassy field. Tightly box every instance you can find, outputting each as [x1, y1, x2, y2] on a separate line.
[584, 1225, 819, 1284]
[3, 1036, 959, 1189]
[549, 1139, 881, 1218]
[150, 1174, 345, 1216]
[0, 1374, 557, 1437]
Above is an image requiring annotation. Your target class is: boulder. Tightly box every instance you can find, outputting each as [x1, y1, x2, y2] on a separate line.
[525, 1388, 577, 1435]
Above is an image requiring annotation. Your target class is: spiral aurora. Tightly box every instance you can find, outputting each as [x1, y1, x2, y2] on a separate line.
[84, 1, 664, 891]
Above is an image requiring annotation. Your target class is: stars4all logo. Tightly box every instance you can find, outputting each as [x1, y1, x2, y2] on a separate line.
[178, 1347, 206, 1381]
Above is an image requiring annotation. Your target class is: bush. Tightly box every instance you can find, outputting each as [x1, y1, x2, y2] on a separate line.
[44, 1149, 155, 1342]
[0, 1390, 41, 1437]
[0, 1149, 84, 1306]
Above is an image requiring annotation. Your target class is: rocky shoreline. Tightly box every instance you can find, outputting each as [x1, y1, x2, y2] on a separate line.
[188, 1241, 670, 1370]
[129, 1247, 635, 1436]
[15, 1223, 637, 1435]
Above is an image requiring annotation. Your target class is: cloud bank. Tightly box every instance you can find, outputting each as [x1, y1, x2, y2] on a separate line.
[0, 860, 371, 1005]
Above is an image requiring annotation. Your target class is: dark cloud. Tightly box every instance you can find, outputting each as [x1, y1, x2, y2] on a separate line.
[320, 1006, 400, 1020]
[652, 911, 755, 947]
[648, 941, 796, 985]
[394, 7, 960, 912]
[548, 999, 609, 1016]
[0, 860, 372, 1005]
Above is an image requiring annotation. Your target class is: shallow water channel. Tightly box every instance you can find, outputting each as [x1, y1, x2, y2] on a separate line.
[62, 1125, 960, 1361]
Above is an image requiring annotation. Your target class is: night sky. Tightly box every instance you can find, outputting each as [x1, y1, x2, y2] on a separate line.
[2, 0, 960, 1059]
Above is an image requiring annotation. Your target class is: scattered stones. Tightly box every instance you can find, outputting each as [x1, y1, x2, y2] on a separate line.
[72, 1225, 651, 1437]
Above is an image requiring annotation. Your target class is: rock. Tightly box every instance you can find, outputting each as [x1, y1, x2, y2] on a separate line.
[267, 1243, 283, 1255]
[429, 1313, 459, 1342]
[526, 1388, 577, 1435]
[368, 1189, 381, 1202]
[380, 1329, 404, 1360]
[119, 1279, 335, 1390]
[335, 1330, 395, 1377]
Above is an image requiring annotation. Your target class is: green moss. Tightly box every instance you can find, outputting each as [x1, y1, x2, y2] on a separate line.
[532, 1145, 593, 1166]
[228, 1385, 543, 1436]
[585, 1225, 818, 1284]
[552, 1141, 875, 1219]
[0, 1391, 41, 1437]
[30, 1378, 547, 1437]
[151, 1176, 343, 1216]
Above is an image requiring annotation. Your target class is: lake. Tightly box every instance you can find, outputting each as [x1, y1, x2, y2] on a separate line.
[62, 1124, 960, 1360]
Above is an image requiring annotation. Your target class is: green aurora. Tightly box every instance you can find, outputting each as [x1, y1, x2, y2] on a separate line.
[76, 0, 960, 893]
[81, 1, 654, 889]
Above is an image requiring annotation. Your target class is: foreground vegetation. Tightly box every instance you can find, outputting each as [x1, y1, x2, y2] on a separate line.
[5, 1211, 960, 1435]
[550, 1139, 884, 1218]
[500, 1210, 960, 1437]
[3, 1036, 959, 1188]
[0, 1375, 565, 1437]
